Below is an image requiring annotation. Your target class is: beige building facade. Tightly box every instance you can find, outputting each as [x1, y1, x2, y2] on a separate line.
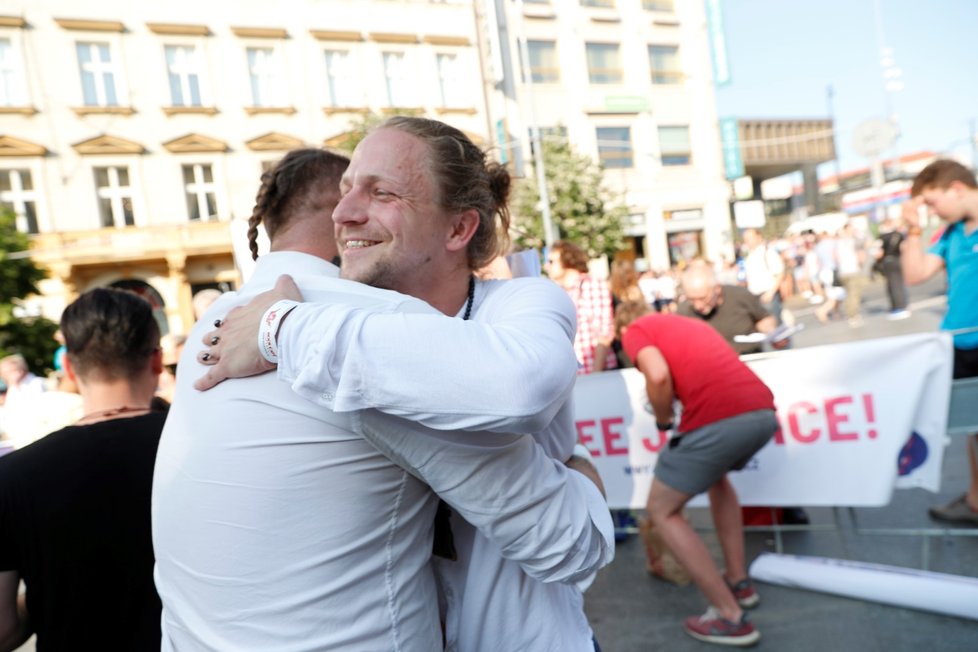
[485, 0, 733, 269]
[1, 0, 487, 334]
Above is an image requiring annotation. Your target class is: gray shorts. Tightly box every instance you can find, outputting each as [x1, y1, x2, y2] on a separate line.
[655, 409, 779, 496]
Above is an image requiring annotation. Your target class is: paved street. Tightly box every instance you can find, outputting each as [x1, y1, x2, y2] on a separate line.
[585, 276, 978, 651]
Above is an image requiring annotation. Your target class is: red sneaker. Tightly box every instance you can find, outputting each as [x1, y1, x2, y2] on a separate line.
[727, 578, 760, 609]
[684, 607, 760, 647]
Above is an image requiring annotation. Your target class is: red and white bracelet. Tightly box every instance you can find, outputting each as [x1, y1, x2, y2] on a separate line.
[258, 299, 300, 364]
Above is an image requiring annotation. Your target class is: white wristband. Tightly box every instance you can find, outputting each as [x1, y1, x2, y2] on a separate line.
[258, 300, 299, 364]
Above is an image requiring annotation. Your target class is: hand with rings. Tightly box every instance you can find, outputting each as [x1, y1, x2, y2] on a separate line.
[194, 275, 303, 391]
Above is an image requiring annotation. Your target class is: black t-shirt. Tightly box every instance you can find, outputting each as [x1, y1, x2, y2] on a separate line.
[0, 412, 165, 650]
[677, 284, 770, 355]
[880, 230, 905, 259]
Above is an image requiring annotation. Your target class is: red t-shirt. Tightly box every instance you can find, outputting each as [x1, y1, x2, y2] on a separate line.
[622, 313, 775, 433]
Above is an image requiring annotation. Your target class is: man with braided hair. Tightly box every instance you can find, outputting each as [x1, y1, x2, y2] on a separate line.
[155, 130, 612, 651]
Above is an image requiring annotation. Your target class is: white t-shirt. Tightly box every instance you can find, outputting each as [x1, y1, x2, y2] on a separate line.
[743, 243, 784, 296]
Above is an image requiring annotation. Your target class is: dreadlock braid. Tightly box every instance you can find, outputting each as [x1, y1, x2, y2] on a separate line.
[245, 149, 350, 260]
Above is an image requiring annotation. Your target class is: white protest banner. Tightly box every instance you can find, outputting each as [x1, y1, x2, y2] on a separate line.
[573, 332, 953, 509]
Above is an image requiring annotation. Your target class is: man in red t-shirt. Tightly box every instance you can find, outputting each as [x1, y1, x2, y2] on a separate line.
[622, 313, 778, 647]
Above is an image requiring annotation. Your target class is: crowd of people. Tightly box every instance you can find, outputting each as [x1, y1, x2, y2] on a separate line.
[0, 115, 975, 650]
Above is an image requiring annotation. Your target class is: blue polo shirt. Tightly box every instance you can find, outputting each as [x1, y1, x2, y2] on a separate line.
[930, 220, 978, 349]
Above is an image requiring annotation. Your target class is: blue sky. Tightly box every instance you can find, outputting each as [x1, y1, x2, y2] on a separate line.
[715, 0, 978, 175]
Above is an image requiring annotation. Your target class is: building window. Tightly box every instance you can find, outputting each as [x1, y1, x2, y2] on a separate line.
[0, 39, 28, 106]
[183, 164, 217, 221]
[585, 43, 622, 84]
[436, 53, 465, 107]
[165, 45, 202, 107]
[596, 126, 633, 169]
[0, 169, 38, 234]
[383, 51, 413, 107]
[649, 45, 682, 84]
[581, 0, 615, 7]
[246, 47, 283, 107]
[642, 0, 674, 11]
[94, 166, 134, 228]
[526, 40, 559, 84]
[324, 49, 358, 107]
[659, 125, 691, 165]
[76, 42, 118, 106]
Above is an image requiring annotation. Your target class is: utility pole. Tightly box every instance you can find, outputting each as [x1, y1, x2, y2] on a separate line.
[512, 0, 555, 249]
[826, 84, 843, 197]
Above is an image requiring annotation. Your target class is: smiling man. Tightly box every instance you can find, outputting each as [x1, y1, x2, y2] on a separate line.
[162, 121, 613, 651]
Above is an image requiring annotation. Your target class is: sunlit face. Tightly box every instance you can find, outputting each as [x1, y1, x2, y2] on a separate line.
[0, 360, 25, 385]
[684, 283, 721, 316]
[920, 183, 969, 224]
[333, 128, 451, 295]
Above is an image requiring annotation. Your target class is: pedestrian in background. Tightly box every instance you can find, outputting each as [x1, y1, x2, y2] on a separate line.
[0, 288, 165, 650]
[877, 217, 911, 319]
[677, 263, 779, 356]
[546, 240, 617, 373]
[741, 228, 784, 325]
[835, 222, 869, 327]
[0, 354, 47, 446]
[901, 159, 978, 525]
[623, 313, 777, 647]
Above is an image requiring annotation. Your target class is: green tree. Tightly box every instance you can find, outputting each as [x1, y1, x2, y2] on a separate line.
[512, 137, 628, 260]
[0, 210, 58, 376]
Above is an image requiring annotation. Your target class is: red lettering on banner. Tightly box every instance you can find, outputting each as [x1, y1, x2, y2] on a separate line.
[642, 429, 669, 453]
[826, 396, 857, 441]
[863, 393, 878, 439]
[776, 393, 879, 444]
[601, 417, 629, 456]
[576, 420, 598, 456]
[787, 401, 820, 443]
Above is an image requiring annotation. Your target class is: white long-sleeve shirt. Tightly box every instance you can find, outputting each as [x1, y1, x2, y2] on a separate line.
[277, 274, 614, 652]
[153, 252, 613, 651]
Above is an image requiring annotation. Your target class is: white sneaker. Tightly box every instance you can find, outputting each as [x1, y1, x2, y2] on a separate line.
[886, 310, 911, 320]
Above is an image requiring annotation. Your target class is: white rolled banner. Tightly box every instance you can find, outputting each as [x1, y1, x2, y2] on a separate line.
[749, 553, 978, 621]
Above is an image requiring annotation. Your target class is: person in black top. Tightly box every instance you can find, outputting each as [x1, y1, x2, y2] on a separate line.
[0, 287, 165, 651]
[877, 217, 911, 319]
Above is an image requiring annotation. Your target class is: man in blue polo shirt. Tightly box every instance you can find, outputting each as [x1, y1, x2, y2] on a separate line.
[901, 158, 978, 524]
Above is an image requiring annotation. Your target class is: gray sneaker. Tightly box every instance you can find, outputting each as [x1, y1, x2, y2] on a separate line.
[929, 494, 978, 524]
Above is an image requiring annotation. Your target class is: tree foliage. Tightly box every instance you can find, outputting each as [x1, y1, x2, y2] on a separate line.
[511, 137, 627, 260]
[0, 210, 58, 375]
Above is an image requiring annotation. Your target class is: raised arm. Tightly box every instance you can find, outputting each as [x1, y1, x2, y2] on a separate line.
[900, 197, 945, 285]
[277, 278, 578, 432]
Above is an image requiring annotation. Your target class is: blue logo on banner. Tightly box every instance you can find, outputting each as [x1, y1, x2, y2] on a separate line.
[898, 431, 928, 476]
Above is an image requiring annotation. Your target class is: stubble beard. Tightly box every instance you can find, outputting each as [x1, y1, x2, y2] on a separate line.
[341, 255, 402, 293]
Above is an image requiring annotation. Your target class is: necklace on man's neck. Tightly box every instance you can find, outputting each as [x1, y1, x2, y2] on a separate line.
[75, 405, 151, 426]
[461, 274, 476, 321]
